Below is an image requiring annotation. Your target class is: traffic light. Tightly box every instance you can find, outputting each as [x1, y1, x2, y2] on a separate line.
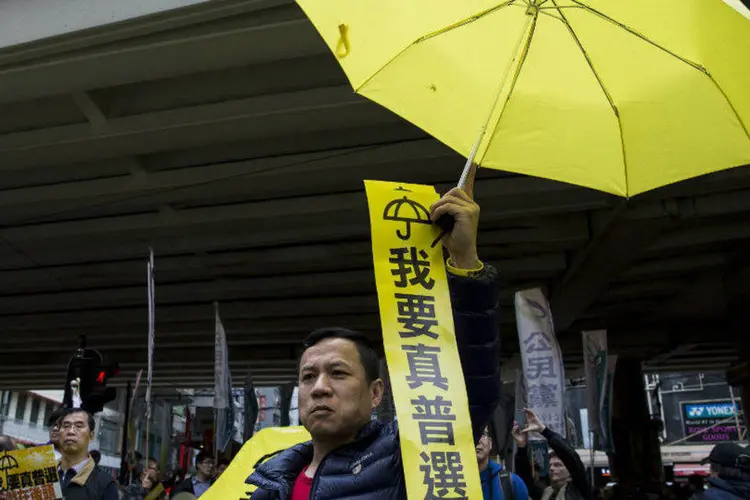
[83, 362, 119, 414]
[63, 345, 118, 414]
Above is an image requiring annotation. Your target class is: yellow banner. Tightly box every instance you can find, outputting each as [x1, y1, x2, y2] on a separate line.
[0, 445, 62, 499]
[202, 426, 310, 500]
[365, 180, 481, 499]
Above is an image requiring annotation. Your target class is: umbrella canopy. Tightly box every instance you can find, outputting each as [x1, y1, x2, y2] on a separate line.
[296, 0, 750, 197]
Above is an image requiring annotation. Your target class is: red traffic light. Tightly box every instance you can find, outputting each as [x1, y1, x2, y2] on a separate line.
[96, 371, 106, 384]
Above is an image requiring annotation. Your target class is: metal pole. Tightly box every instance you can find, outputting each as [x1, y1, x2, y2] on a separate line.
[213, 407, 219, 465]
[729, 385, 743, 441]
[119, 381, 132, 485]
[589, 431, 596, 488]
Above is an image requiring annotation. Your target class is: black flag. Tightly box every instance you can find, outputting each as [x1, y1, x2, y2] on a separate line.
[243, 372, 259, 442]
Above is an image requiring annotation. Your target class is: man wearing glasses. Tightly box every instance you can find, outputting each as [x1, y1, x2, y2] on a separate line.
[57, 408, 118, 500]
[46, 408, 65, 461]
[174, 451, 215, 498]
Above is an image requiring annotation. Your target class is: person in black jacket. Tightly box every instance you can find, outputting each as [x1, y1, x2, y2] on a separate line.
[247, 187, 502, 500]
[173, 451, 215, 498]
[57, 408, 118, 500]
[693, 443, 750, 500]
[513, 409, 592, 500]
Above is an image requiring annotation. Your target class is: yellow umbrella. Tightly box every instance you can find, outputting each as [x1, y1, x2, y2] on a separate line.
[296, 0, 750, 197]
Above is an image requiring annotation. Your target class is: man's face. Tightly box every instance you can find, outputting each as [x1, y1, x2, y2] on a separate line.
[298, 338, 383, 442]
[49, 423, 60, 448]
[216, 463, 228, 477]
[475, 430, 492, 464]
[148, 460, 160, 474]
[196, 458, 214, 479]
[60, 412, 93, 455]
[549, 456, 571, 485]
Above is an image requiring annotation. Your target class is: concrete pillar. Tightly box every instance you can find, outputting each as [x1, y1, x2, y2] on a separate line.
[37, 400, 47, 427]
[7, 392, 18, 420]
[21, 394, 32, 423]
[609, 358, 663, 489]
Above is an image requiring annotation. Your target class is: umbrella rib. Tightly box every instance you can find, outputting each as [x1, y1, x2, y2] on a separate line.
[568, 0, 705, 73]
[474, 9, 540, 163]
[567, 0, 750, 143]
[706, 76, 750, 141]
[551, 0, 629, 196]
[353, 0, 518, 93]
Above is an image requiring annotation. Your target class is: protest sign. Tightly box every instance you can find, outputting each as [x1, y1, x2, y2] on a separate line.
[365, 180, 481, 500]
[0, 445, 62, 500]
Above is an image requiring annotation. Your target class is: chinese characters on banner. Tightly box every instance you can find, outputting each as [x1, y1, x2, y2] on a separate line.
[514, 288, 566, 437]
[0, 445, 63, 500]
[365, 180, 481, 500]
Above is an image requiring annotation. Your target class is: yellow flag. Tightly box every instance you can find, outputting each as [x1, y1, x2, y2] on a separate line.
[365, 180, 481, 499]
[201, 426, 310, 500]
[0, 445, 62, 499]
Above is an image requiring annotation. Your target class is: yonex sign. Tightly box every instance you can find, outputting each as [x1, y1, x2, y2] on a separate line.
[684, 402, 736, 420]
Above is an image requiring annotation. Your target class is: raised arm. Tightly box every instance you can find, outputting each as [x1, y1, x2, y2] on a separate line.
[513, 424, 544, 500]
[432, 187, 501, 443]
[522, 409, 592, 500]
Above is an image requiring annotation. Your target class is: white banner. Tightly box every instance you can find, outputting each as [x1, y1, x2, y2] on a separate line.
[515, 288, 566, 436]
[582, 329, 607, 444]
[214, 303, 234, 452]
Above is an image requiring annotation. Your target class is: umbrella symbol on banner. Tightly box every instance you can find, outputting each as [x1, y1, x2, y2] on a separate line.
[382, 196, 432, 240]
[0, 451, 20, 491]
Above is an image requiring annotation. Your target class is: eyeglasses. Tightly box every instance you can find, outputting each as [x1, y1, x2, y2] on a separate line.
[60, 422, 88, 431]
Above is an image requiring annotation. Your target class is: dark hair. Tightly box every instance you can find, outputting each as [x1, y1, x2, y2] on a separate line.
[300, 328, 381, 384]
[148, 457, 159, 466]
[0, 435, 15, 451]
[61, 408, 96, 433]
[218, 458, 230, 467]
[195, 451, 212, 465]
[47, 408, 66, 428]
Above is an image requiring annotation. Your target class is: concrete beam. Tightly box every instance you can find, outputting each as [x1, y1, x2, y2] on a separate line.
[0, 86, 395, 170]
[549, 205, 675, 332]
[0, 17, 324, 104]
[71, 92, 107, 129]
[0, 177, 604, 245]
[0, 139, 448, 206]
[0, 293, 516, 330]
[0, 0, 285, 66]
[653, 273, 727, 321]
[0, 0, 212, 50]
[0, 252, 565, 297]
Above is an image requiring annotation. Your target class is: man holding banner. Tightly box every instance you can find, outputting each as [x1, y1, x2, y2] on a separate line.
[247, 187, 501, 500]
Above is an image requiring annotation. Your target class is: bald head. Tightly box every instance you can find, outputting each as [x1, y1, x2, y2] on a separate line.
[0, 435, 16, 451]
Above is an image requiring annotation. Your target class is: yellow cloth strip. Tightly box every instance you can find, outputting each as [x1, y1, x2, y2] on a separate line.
[365, 179, 481, 499]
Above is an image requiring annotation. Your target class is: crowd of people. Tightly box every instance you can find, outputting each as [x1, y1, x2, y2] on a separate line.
[0, 190, 747, 500]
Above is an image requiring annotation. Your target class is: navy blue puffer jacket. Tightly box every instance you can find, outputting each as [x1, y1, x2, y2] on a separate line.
[697, 477, 750, 500]
[247, 265, 502, 500]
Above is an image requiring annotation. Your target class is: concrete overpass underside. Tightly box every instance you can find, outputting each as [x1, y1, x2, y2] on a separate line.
[0, 0, 748, 390]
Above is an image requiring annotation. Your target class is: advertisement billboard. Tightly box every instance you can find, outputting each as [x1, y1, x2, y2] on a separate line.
[680, 400, 745, 443]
